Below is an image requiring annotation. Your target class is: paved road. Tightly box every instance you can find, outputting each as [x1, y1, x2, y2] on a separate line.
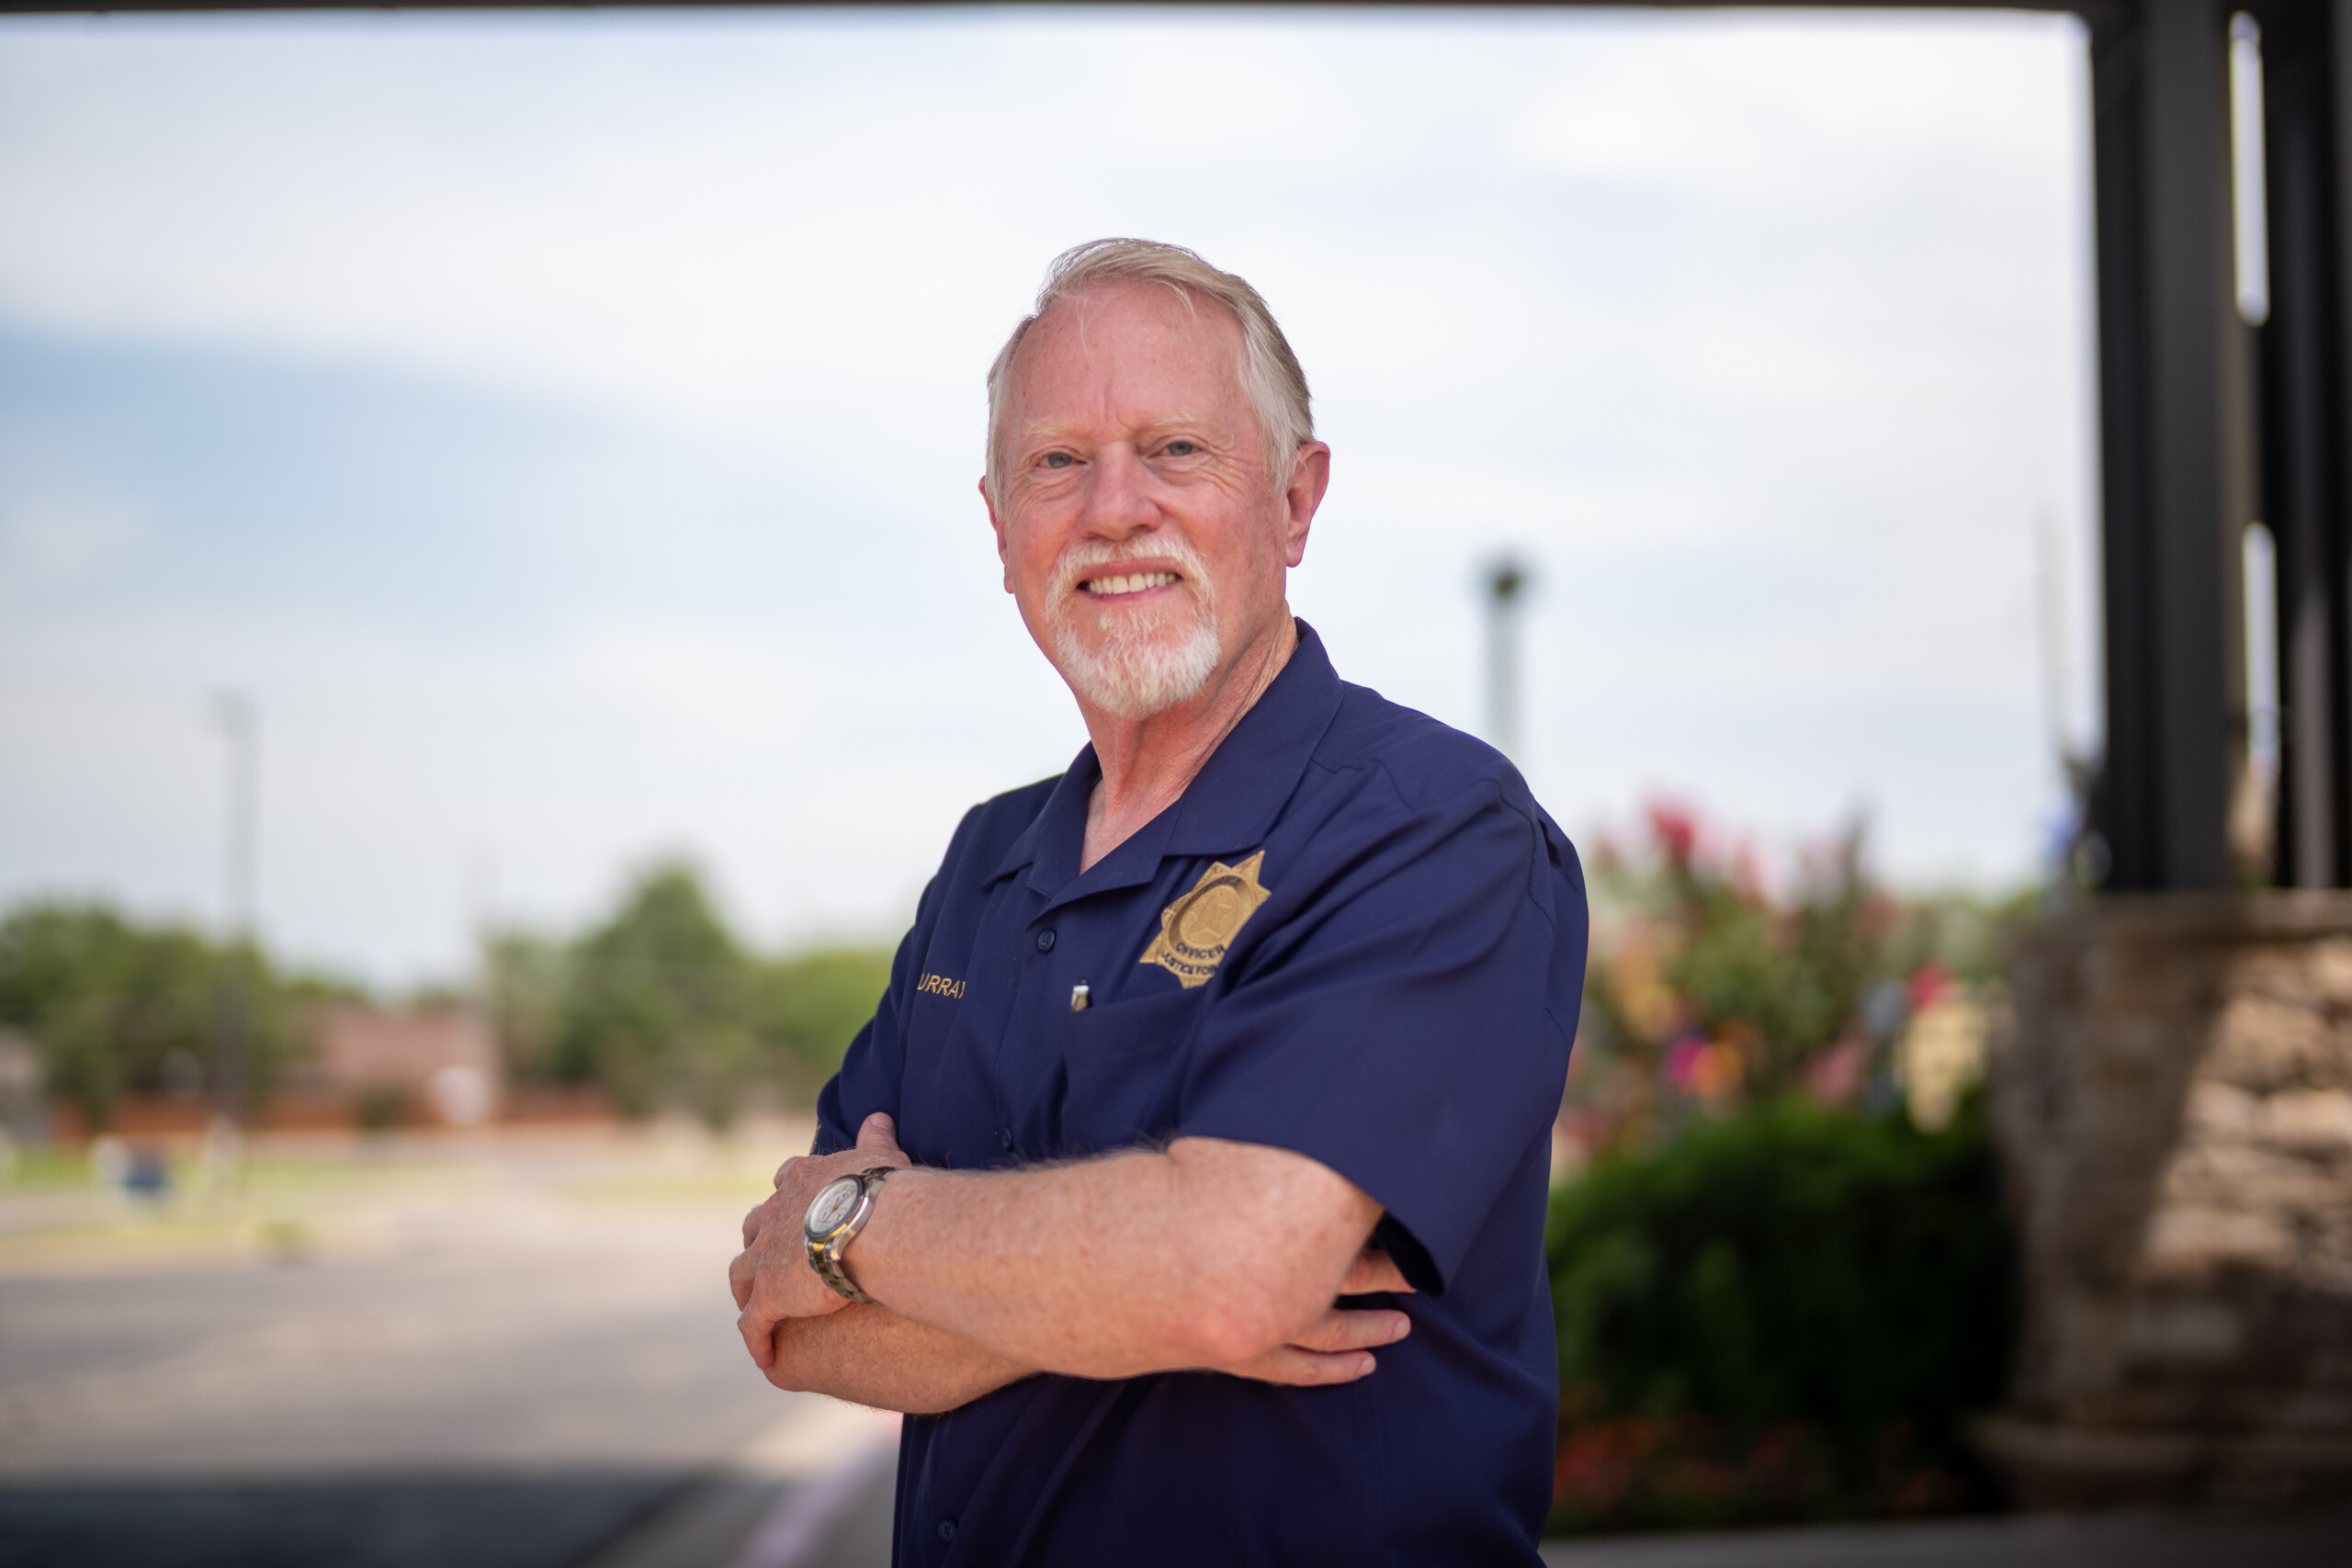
[0, 1124, 889, 1568]
[8, 1130, 2343, 1568]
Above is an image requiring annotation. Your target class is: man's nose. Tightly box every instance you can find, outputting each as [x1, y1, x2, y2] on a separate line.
[1079, 445, 1157, 540]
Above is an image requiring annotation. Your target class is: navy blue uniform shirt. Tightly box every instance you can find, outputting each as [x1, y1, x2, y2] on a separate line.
[816, 622, 1587, 1566]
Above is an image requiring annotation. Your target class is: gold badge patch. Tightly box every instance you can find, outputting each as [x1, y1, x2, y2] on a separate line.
[1141, 851, 1272, 989]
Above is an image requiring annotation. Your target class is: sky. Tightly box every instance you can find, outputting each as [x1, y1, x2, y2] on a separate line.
[0, 7, 2101, 987]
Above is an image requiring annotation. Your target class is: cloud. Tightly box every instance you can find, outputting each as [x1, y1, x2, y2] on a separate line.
[0, 495, 147, 586]
[0, 9, 2099, 980]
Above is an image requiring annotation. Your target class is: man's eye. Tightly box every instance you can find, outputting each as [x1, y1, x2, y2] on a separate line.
[1164, 441, 1197, 457]
[1043, 452, 1075, 468]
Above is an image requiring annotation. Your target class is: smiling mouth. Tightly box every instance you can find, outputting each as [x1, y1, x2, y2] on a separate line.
[1080, 571, 1181, 598]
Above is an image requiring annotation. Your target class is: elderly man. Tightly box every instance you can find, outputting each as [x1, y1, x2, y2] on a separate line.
[731, 239, 1586, 1565]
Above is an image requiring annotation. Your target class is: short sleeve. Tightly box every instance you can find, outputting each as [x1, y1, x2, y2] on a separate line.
[812, 879, 937, 1156]
[1174, 773, 1586, 1294]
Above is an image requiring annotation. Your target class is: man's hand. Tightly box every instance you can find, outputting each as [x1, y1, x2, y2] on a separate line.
[1216, 1246, 1415, 1387]
[730, 1111, 910, 1370]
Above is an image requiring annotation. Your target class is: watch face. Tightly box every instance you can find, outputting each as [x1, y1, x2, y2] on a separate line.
[808, 1176, 862, 1235]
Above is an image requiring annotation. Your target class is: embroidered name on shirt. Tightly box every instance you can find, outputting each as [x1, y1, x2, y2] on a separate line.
[915, 972, 966, 1000]
[1141, 851, 1272, 990]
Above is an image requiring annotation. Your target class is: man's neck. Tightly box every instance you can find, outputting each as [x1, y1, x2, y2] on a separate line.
[1077, 614, 1298, 874]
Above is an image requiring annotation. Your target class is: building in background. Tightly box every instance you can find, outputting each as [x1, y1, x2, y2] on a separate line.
[297, 1004, 501, 1129]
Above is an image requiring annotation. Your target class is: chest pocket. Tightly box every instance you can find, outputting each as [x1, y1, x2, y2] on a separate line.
[1057, 988, 1204, 1155]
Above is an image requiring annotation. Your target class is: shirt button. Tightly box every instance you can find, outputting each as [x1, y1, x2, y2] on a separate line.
[998, 1127, 1013, 1151]
[1035, 929, 1057, 952]
[937, 1517, 958, 1542]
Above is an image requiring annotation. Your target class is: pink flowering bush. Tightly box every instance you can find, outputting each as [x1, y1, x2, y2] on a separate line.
[1562, 801, 2021, 1163]
[1545, 802, 2030, 1535]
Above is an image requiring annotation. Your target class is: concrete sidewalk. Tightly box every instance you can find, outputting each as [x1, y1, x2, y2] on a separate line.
[1540, 1507, 2352, 1567]
[601, 1434, 2352, 1568]
[596, 1427, 2352, 1568]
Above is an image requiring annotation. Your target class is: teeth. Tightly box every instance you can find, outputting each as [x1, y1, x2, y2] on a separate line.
[1083, 571, 1178, 596]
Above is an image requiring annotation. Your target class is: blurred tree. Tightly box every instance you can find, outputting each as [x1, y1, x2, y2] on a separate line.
[0, 902, 343, 1131]
[483, 930, 570, 1084]
[0, 879, 899, 1134]
[558, 863, 752, 1126]
[756, 947, 894, 1101]
[501, 866, 893, 1125]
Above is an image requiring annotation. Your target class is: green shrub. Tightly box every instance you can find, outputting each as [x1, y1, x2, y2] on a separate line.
[353, 1082, 411, 1133]
[1545, 1098, 2012, 1532]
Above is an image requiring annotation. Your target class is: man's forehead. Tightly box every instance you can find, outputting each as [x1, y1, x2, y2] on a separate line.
[1008, 284, 1246, 411]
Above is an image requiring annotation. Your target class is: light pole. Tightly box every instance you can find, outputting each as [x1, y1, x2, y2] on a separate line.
[208, 691, 257, 1138]
[1484, 556, 1531, 761]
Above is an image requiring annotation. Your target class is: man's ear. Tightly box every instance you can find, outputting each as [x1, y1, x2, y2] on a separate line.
[1281, 443, 1332, 569]
[980, 477, 1013, 592]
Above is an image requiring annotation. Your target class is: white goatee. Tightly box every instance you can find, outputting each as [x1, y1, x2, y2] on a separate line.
[1046, 540, 1222, 720]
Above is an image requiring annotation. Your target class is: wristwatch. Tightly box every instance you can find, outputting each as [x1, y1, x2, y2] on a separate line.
[804, 1166, 897, 1304]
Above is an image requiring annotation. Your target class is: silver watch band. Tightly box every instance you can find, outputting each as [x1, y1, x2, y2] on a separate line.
[808, 1166, 895, 1304]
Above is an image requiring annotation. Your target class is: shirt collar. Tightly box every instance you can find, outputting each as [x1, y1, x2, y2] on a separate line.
[990, 619, 1345, 898]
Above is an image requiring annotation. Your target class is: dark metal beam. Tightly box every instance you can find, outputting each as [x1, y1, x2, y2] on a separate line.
[2337, 0, 2352, 886]
[2089, 0, 2252, 891]
[2088, 3, 2163, 888]
[2256, 0, 2352, 887]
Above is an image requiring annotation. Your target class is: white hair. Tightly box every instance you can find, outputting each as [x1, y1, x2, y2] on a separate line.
[983, 238, 1314, 510]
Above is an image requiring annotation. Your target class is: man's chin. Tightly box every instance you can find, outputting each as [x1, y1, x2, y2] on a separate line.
[1052, 626, 1223, 722]
[1074, 680, 1197, 723]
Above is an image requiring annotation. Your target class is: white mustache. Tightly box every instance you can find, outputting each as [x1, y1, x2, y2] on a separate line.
[1049, 537, 1211, 602]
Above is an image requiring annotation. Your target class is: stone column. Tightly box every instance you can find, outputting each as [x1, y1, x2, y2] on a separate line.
[1984, 894, 2352, 1505]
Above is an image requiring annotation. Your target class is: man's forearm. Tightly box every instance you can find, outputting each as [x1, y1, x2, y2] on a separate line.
[848, 1138, 1380, 1381]
[765, 1303, 1034, 1415]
